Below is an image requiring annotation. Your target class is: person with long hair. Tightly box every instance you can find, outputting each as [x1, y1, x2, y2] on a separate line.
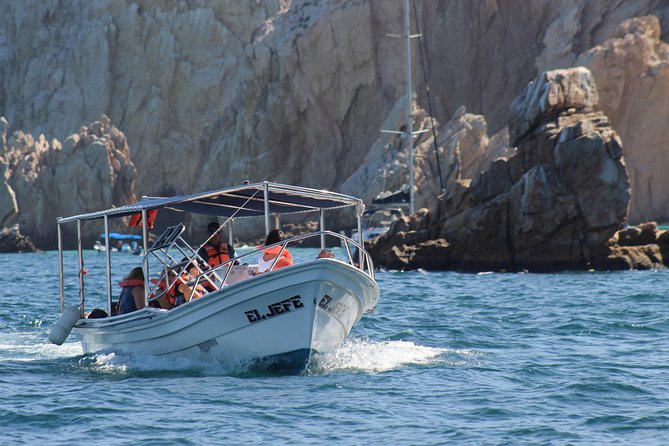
[116, 267, 145, 315]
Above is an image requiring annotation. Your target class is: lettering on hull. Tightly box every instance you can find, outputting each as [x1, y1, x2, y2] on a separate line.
[318, 295, 347, 318]
[245, 295, 304, 324]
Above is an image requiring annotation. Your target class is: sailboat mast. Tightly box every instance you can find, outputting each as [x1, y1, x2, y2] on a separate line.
[404, 0, 415, 215]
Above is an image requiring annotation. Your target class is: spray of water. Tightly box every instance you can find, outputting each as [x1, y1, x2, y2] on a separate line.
[6, 332, 479, 377]
[310, 338, 475, 374]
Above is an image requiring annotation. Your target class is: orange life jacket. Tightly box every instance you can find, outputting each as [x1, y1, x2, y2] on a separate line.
[150, 278, 178, 307]
[204, 242, 230, 267]
[119, 279, 144, 288]
[177, 273, 206, 300]
[259, 245, 293, 272]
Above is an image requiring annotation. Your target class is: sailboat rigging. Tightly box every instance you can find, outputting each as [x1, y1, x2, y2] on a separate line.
[354, 0, 443, 243]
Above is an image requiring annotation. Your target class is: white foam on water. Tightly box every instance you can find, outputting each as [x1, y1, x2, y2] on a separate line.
[89, 349, 251, 376]
[312, 338, 468, 374]
[0, 331, 83, 361]
[36, 340, 84, 359]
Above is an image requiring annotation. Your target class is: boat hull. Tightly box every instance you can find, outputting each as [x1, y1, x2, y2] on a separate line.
[75, 260, 378, 371]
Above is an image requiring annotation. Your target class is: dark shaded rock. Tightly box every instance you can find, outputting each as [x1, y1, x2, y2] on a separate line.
[617, 222, 658, 246]
[370, 67, 631, 272]
[369, 237, 450, 270]
[656, 230, 669, 246]
[0, 225, 38, 253]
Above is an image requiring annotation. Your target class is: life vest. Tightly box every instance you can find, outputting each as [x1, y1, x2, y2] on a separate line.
[204, 242, 230, 267]
[150, 278, 177, 308]
[117, 279, 144, 315]
[173, 274, 206, 305]
[257, 245, 293, 273]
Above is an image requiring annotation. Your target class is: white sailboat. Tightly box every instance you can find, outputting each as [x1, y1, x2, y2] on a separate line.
[50, 182, 379, 373]
[355, 0, 442, 243]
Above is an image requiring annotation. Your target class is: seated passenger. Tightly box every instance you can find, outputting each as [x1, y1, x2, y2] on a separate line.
[173, 262, 208, 306]
[317, 249, 335, 259]
[116, 267, 146, 315]
[257, 229, 293, 273]
[199, 221, 236, 268]
[149, 271, 178, 310]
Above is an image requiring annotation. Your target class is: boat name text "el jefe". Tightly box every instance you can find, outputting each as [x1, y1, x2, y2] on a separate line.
[244, 295, 304, 323]
[318, 294, 348, 318]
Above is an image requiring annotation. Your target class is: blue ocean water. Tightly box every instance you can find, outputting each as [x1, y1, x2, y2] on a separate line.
[1, 249, 668, 445]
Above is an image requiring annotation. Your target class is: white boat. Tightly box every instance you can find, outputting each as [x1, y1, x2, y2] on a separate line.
[50, 182, 379, 373]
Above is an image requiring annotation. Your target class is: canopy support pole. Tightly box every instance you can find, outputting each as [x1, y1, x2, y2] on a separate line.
[57, 222, 64, 313]
[141, 209, 149, 307]
[76, 219, 85, 317]
[228, 218, 234, 247]
[104, 214, 112, 316]
[356, 204, 364, 269]
[263, 182, 270, 235]
[320, 209, 325, 250]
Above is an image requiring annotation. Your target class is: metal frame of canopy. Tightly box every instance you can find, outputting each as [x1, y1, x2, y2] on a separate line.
[56, 181, 367, 317]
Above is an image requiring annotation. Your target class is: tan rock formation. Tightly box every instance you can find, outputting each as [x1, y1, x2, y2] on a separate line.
[0, 116, 137, 247]
[576, 16, 669, 222]
[0, 0, 668, 233]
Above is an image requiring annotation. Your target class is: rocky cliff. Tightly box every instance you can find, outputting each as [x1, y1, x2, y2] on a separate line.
[369, 67, 631, 272]
[1, 1, 669, 248]
[0, 116, 136, 247]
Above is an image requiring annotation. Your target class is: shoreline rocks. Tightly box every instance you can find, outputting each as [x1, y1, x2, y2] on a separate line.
[0, 225, 38, 253]
[605, 221, 669, 270]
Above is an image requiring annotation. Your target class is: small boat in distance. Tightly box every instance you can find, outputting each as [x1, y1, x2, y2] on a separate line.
[93, 232, 142, 254]
[50, 182, 379, 373]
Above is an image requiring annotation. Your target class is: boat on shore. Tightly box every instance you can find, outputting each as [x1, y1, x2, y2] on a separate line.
[50, 182, 379, 373]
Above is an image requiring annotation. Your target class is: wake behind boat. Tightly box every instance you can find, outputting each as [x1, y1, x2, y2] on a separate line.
[50, 182, 379, 373]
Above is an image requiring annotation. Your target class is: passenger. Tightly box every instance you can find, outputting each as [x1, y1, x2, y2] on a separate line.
[173, 262, 207, 306]
[257, 229, 293, 273]
[116, 267, 146, 315]
[149, 271, 178, 310]
[317, 249, 335, 259]
[199, 221, 236, 268]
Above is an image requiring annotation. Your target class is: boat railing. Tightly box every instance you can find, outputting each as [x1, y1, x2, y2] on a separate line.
[146, 224, 221, 304]
[157, 230, 374, 303]
[219, 229, 374, 280]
